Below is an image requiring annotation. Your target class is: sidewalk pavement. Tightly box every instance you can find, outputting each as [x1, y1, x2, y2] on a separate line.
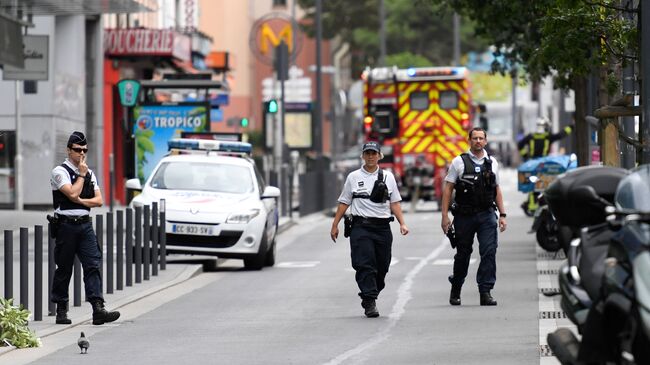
[0, 208, 300, 361]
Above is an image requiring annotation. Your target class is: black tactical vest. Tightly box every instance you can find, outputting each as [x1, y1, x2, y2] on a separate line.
[52, 164, 95, 212]
[453, 153, 497, 211]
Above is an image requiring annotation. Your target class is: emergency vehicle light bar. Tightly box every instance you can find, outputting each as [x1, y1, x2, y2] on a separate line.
[167, 138, 252, 155]
[406, 67, 464, 77]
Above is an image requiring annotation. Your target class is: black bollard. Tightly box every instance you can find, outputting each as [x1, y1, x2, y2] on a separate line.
[116, 210, 124, 290]
[143, 205, 150, 280]
[106, 212, 114, 294]
[4, 231, 13, 301]
[20, 227, 28, 310]
[135, 206, 142, 283]
[159, 199, 166, 270]
[151, 202, 158, 276]
[126, 208, 133, 286]
[35, 225, 43, 321]
[73, 257, 81, 307]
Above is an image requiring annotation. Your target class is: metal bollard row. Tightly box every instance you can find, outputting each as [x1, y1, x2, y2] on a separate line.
[0, 200, 166, 321]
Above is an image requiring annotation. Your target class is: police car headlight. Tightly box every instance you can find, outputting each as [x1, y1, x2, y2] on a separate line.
[226, 209, 260, 224]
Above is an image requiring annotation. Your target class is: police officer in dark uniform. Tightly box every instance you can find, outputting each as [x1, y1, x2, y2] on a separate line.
[330, 141, 409, 318]
[441, 128, 507, 306]
[50, 131, 120, 325]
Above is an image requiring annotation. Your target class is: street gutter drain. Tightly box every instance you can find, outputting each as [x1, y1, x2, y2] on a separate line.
[538, 269, 560, 275]
[539, 287, 561, 295]
[539, 311, 568, 319]
[539, 344, 554, 357]
[537, 251, 566, 260]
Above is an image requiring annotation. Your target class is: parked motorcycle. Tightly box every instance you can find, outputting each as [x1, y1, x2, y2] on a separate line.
[518, 154, 577, 217]
[545, 165, 650, 365]
[528, 186, 572, 253]
[519, 155, 577, 251]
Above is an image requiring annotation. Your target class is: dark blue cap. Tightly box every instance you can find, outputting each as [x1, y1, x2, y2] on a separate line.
[362, 141, 381, 153]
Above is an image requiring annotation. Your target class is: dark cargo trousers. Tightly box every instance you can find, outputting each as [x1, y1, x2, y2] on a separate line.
[51, 221, 104, 304]
[349, 223, 393, 300]
[449, 209, 498, 293]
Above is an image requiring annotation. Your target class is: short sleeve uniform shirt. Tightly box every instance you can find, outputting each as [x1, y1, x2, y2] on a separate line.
[338, 166, 401, 218]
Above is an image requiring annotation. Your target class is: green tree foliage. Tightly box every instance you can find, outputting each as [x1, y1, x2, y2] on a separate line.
[431, 0, 638, 89]
[0, 298, 41, 348]
[385, 52, 433, 68]
[428, 0, 639, 166]
[296, 0, 489, 71]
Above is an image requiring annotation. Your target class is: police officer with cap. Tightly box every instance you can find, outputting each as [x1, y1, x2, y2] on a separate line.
[441, 128, 507, 306]
[50, 131, 120, 325]
[330, 141, 409, 318]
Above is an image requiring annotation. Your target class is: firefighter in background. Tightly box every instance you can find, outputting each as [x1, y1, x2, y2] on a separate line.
[517, 117, 573, 215]
[518, 117, 573, 161]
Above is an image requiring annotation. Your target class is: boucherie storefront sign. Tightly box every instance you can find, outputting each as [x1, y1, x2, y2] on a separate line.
[104, 29, 191, 61]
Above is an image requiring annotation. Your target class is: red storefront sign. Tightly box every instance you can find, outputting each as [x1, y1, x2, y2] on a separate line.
[104, 29, 191, 61]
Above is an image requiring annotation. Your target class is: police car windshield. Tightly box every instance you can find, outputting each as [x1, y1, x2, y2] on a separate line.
[149, 161, 254, 194]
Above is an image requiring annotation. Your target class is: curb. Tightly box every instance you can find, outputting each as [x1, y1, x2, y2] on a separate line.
[0, 264, 203, 358]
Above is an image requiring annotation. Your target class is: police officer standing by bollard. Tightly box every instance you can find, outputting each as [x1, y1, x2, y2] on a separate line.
[441, 128, 507, 306]
[330, 141, 409, 318]
[49, 131, 120, 325]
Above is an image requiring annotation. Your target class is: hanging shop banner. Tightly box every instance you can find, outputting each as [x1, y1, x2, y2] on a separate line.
[133, 104, 209, 182]
[3, 34, 49, 80]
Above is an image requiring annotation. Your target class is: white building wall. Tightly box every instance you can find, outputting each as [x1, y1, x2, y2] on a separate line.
[0, 15, 102, 207]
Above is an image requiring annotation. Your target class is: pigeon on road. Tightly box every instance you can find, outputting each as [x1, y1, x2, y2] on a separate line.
[78, 332, 89, 354]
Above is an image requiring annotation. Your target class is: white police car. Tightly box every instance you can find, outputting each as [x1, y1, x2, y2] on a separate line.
[126, 139, 280, 270]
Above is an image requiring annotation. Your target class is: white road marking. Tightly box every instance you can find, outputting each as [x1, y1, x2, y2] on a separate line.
[323, 241, 448, 365]
[433, 258, 477, 266]
[276, 261, 320, 268]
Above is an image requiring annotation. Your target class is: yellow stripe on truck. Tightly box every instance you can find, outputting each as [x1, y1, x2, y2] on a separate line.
[402, 136, 421, 153]
[414, 135, 434, 153]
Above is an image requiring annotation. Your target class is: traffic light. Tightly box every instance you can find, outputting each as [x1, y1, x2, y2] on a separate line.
[265, 99, 278, 114]
[240, 117, 249, 128]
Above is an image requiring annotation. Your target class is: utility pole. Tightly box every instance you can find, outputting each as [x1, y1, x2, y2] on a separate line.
[453, 13, 460, 66]
[379, 0, 386, 66]
[314, 0, 323, 155]
[14, 80, 23, 210]
[642, 0, 650, 163]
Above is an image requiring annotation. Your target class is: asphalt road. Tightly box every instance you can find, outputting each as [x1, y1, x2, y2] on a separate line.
[20, 169, 544, 365]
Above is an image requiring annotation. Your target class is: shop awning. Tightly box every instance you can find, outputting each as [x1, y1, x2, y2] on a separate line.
[171, 59, 199, 74]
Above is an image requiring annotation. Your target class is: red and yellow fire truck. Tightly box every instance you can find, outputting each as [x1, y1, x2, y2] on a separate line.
[361, 66, 477, 207]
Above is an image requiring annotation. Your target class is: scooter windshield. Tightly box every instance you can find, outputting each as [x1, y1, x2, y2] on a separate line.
[615, 164, 650, 212]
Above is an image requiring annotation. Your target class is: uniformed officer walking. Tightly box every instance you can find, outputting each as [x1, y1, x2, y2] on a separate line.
[441, 128, 507, 306]
[330, 141, 409, 318]
[50, 131, 120, 325]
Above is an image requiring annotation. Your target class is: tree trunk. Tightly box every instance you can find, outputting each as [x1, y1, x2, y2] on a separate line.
[572, 76, 591, 166]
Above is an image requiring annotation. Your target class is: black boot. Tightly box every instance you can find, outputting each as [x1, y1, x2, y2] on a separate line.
[448, 276, 461, 306]
[480, 292, 497, 306]
[361, 299, 379, 318]
[55, 302, 72, 324]
[450, 286, 462, 306]
[91, 300, 120, 325]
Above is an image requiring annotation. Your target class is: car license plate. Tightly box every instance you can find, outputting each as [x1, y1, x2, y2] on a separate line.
[171, 224, 216, 236]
